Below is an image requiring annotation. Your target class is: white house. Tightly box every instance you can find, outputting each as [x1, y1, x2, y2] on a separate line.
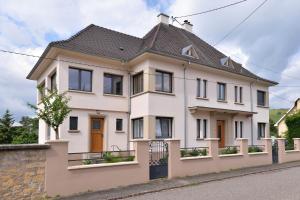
[27, 14, 277, 153]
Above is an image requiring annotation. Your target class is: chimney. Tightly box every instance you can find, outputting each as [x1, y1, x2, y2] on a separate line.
[182, 20, 193, 32]
[157, 13, 169, 24]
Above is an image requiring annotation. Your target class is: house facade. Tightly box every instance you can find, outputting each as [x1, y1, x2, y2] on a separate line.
[275, 98, 300, 136]
[27, 14, 277, 153]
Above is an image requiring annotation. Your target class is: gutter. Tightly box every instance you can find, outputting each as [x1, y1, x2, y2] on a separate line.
[183, 64, 188, 148]
[250, 82, 254, 145]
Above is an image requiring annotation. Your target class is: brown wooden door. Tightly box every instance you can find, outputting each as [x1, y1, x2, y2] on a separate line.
[217, 120, 225, 148]
[91, 118, 104, 152]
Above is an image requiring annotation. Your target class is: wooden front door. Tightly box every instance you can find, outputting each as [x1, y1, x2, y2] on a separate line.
[90, 118, 104, 152]
[217, 120, 225, 148]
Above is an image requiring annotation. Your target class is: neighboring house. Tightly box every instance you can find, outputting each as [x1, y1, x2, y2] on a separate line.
[275, 98, 300, 136]
[27, 13, 277, 153]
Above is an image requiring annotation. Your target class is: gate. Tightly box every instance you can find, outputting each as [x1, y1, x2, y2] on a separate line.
[272, 140, 278, 163]
[149, 140, 168, 180]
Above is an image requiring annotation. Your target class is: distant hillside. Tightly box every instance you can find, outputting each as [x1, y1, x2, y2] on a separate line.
[270, 109, 289, 122]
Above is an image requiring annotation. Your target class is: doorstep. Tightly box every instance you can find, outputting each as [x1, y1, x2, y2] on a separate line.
[59, 161, 300, 200]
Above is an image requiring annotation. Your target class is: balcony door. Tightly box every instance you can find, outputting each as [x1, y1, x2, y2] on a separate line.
[90, 118, 104, 152]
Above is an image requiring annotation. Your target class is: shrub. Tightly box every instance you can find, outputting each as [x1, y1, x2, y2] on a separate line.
[285, 111, 300, 147]
[248, 146, 263, 153]
[189, 149, 200, 156]
[126, 155, 135, 161]
[220, 147, 238, 155]
[181, 149, 188, 157]
[82, 159, 92, 165]
[199, 148, 208, 156]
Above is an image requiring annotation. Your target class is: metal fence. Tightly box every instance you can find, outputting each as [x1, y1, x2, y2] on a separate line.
[219, 146, 240, 155]
[180, 147, 209, 157]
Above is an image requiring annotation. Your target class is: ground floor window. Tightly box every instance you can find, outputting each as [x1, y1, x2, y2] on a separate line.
[197, 119, 207, 139]
[156, 117, 172, 139]
[132, 118, 143, 139]
[234, 121, 244, 139]
[258, 123, 266, 139]
[116, 119, 123, 131]
[69, 116, 78, 130]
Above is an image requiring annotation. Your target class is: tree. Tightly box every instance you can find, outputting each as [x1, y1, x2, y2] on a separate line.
[285, 110, 300, 147]
[0, 110, 15, 144]
[12, 117, 39, 144]
[269, 118, 278, 137]
[29, 88, 71, 139]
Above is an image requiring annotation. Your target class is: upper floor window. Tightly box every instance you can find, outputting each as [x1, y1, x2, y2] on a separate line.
[104, 73, 123, 95]
[132, 72, 143, 95]
[257, 90, 266, 106]
[156, 117, 172, 139]
[258, 123, 266, 139]
[69, 67, 92, 92]
[38, 81, 45, 101]
[132, 118, 143, 139]
[197, 79, 207, 98]
[217, 83, 226, 101]
[234, 86, 243, 103]
[50, 72, 57, 91]
[155, 70, 172, 93]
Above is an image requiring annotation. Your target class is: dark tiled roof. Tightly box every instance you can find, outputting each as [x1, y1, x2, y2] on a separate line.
[27, 23, 277, 84]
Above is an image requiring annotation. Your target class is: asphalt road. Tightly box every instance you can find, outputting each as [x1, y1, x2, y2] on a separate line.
[126, 166, 300, 200]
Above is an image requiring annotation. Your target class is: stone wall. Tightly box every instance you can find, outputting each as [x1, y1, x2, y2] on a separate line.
[0, 144, 50, 200]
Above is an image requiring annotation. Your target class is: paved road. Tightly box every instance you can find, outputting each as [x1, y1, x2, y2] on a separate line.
[126, 166, 300, 200]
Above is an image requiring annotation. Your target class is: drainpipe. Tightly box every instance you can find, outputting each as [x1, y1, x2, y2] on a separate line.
[183, 63, 188, 148]
[127, 72, 131, 151]
[250, 82, 254, 145]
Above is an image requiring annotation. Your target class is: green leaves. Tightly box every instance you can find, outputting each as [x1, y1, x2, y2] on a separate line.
[285, 110, 300, 147]
[29, 87, 71, 139]
[0, 110, 15, 144]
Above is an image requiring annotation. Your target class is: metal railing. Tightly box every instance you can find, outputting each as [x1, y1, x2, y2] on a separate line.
[219, 146, 240, 155]
[180, 147, 209, 157]
[68, 150, 135, 166]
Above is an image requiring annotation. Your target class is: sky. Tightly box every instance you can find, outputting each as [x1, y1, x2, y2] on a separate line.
[0, 0, 300, 121]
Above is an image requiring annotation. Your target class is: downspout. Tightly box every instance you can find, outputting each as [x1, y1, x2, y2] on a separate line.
[127, 71, 131, 151]
[183, 63, 188, 148]
[250, 81, 254, 145]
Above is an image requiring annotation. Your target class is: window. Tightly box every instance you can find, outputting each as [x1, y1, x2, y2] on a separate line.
[155, 70, 172, 93]
[197, 79, 207, 98]
[258, 123, 266, 139]
[116, 119, 123, 131]
[240, 121, 243, 138]
[132, 118, 143, 139]
[132, 72, 143, 94]
[196, 119, 207, 139]
[69, 116, 78, 130]
[156, 117, 172, 138]
[69, 67, 92, 92]
[104, 73, 123, 95]
[234, 86, 243, 103]
[235, 121, 238, 139]
[257, 90, 266, 106]
[217, 83, 226, 101]
[50, 72, 57, 91]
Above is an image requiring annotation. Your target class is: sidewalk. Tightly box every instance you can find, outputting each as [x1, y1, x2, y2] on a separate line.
[60, 161, 300, 200]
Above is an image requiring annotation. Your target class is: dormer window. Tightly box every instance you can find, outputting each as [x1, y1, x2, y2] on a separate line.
[182, 45, 199, 59]
[220, 56, 234, 68]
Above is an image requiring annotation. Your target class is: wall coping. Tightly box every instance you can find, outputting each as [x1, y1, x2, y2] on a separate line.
[285, 150, 300, 153]
[276, 138, 286, 140]
[46, 140, 69, 144]
[235, 138, 248, 141]
[219, 153, 243, 158]
[68, 161, 139, 170]
[180, 155, 213, 161]
[248, 152, 268, 156]
[205, 138, 220, 141]
[0, 144, 50, 151]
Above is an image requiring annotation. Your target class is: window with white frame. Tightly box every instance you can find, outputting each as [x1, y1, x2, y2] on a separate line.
[234, 86, 243, 103]
[116, 119, 123, 131]
[258, 123, 266, 139]
[156, 117, 172, 139]
[197, 79, 207, 98]
[197, 118, 207, 139]
[234, 121, 244, 138]
[217, 82, 226, 101]
[132, 118, 143, 139]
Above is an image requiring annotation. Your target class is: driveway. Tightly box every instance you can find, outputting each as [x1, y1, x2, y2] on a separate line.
[127, 166, 300, 200]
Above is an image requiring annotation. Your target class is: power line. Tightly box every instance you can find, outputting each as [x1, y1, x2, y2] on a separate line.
[213, 0, 268, 46]
[269, 91, 294, 104]
[174, 0, 247, 19]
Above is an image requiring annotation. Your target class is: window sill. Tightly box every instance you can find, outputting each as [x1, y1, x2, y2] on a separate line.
[103, 93, 126, 98]
[257, 105, 269, 108]
[115, 131, 125, 134]
[68, 90, 94, 95]
[131, 91, 146, 98]
[234, 102, 244, 105]
[150, 91, 175, 96]
[217, 100, 228, 103]
[196, 97, 209, 101]
[68, 130, 80, 133]
[196, 138, 205, 141]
